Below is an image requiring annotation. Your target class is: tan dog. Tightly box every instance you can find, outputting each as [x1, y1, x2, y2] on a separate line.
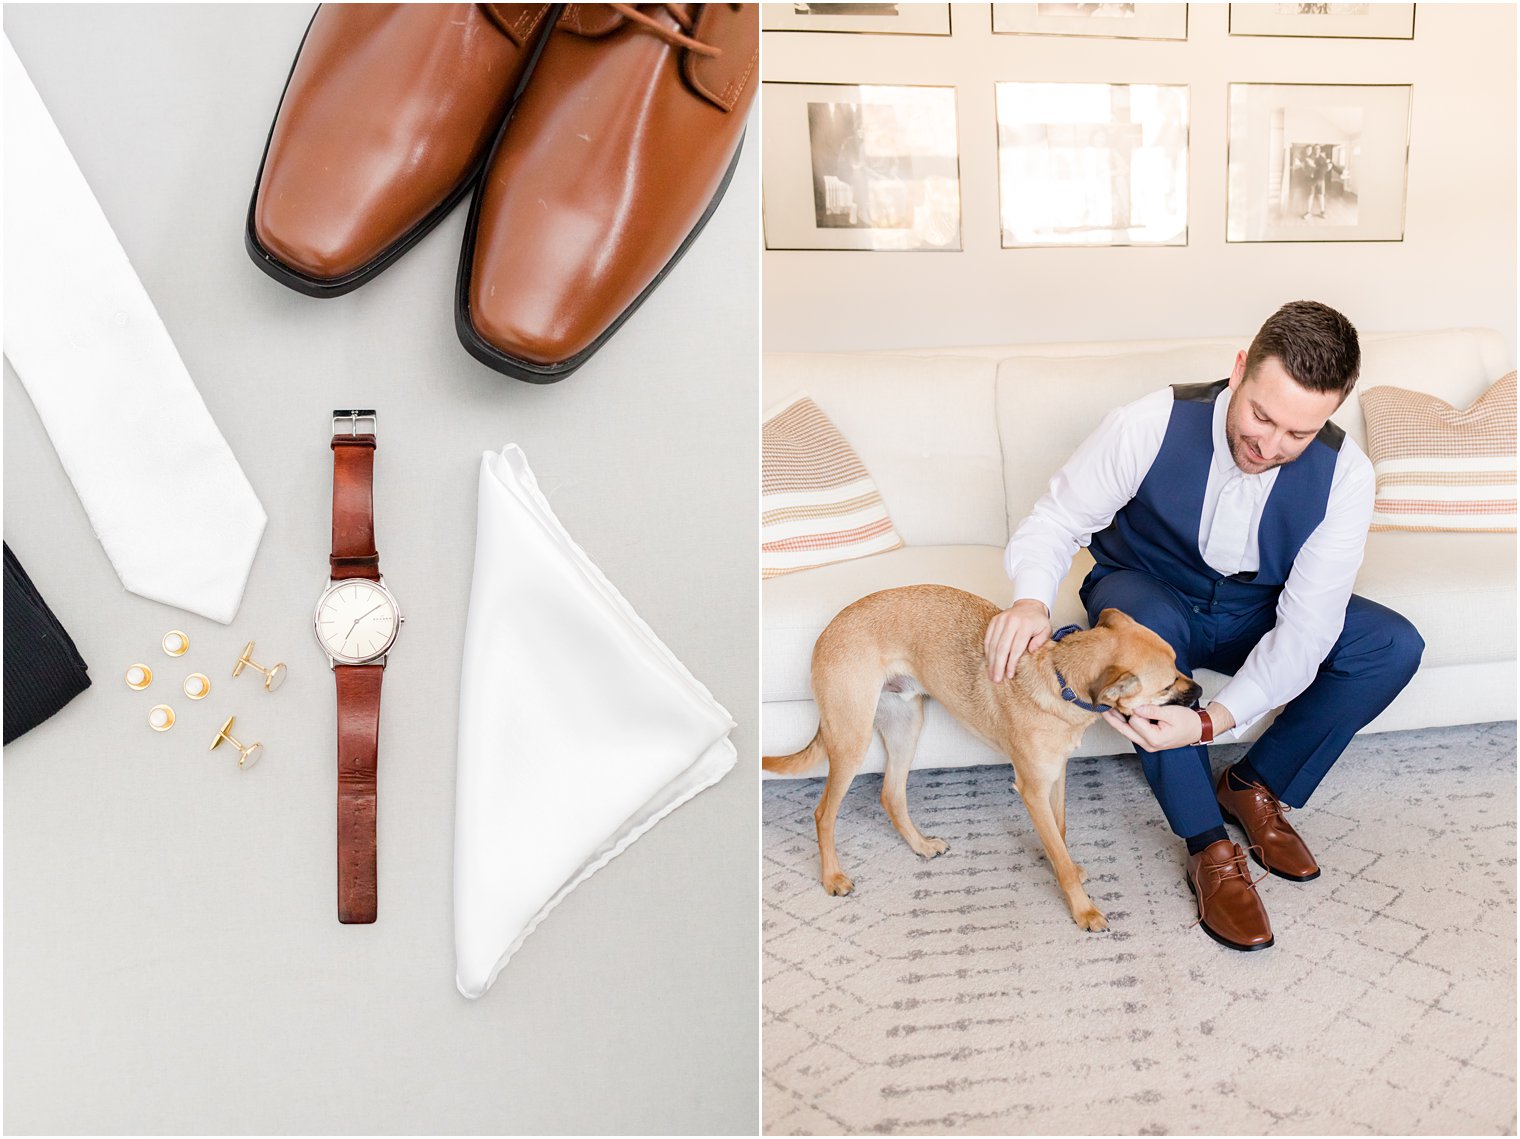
[764, 585, 1201, 931]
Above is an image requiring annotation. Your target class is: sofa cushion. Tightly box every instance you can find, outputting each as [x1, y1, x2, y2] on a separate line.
[1361, 372, 1517, 533]
[762, 544, 1011, 702]
[996, 345, 1233, 532]
[762, 354, 1007, 547]
[1353, 531, 1515, 668]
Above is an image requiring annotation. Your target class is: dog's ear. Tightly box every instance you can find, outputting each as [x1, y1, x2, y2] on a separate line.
[1091, 665, 1140, 709]
[1097, 608, 1133, 629]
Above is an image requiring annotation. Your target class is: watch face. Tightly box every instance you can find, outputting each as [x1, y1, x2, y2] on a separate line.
[314, 579, 400, 664]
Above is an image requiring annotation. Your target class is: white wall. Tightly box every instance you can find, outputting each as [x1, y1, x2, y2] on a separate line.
[762, 3, 1516, 364]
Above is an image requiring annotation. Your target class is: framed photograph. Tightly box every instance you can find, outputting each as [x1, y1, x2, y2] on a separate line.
[761, 3, 951, 36]
[1226, 83, 1412, 243]
[996, 82, 1189, 247]
[762, 83, 962, 251]
[1229, 4, 1415, 39]
[991, 4, 1188, 41]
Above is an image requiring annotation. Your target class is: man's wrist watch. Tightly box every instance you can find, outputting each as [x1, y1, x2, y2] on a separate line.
[313, 410, 403, 925]
[1196, 706, 1216, 745]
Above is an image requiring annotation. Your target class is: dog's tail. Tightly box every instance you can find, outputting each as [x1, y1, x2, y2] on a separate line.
[762, 730, 827, 776]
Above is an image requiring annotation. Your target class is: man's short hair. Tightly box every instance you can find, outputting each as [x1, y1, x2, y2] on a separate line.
[1245, 301, 1361, 395]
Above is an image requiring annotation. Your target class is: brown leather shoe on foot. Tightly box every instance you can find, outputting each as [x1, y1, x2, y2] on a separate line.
[1216, 764, 1321, 881]
[247, 4, 557, 296]
[458, 3, 758, 381]
[1185, 839, 1274, 951]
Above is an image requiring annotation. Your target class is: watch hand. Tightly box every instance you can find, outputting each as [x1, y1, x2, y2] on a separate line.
[345, 604, 384, 640]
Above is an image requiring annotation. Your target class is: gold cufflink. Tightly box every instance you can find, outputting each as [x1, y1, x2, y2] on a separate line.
[148, 704, 175, 732]
[183, 673, 211, 700]
[210, 715, 264, 770]
[125, 663, 153, 691]
[162, 630, 189, 657]
[233, 641, 287, 692]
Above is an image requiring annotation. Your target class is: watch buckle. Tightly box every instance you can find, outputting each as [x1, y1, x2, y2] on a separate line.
[332, 409, 377, 437]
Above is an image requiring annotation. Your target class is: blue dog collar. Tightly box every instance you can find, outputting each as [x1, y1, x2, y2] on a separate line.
[1048, 624, 1113, 714]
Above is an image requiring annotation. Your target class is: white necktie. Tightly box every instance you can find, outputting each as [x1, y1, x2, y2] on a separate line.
[1203, 470, 1260, 576]
[3, 36, 266, 624]
[454, 446, 737, 999]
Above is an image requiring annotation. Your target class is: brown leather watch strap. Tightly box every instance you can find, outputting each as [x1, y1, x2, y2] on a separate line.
[1198, 707, 1216, 745]
[336, 663, 383, 924]
[331, 434, 379, 580]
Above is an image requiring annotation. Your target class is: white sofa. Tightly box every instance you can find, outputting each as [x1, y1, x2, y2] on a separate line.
[763, 328, 1517, 776]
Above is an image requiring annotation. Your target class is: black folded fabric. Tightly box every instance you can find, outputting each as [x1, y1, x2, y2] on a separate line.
[4, 542, 91, 745]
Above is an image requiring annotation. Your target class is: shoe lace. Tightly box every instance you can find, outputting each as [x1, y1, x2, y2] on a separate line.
[1230, 770, 1295, 828]
[1251, 784, 1294, 828]
[607, 4, 730, 58]
[1260, 799, 1294, 829]
[1188, 845, 1269, 929]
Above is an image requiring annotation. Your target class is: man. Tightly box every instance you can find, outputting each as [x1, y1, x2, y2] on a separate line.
[1303, 145, 1332, 221]
[983, 301, 1423, 951]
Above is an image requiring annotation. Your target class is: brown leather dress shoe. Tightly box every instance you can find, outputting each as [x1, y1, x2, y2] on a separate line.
[1185, 839, 1274, 951]
[1216, 764, 1321, 881]
[457, 3, 758, 381]
[247, 4, 557, 296]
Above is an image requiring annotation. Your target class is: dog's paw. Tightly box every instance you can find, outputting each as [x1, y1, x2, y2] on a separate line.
[823, 872, 855, 896]
[915, 837, 949, 859]
[1073, 906, 1109, 932]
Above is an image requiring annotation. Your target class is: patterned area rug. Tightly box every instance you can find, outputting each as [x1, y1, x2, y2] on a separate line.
[763, 723, 1517, 1136]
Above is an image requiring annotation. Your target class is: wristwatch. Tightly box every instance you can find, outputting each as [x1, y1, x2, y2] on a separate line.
[314, 410, 403, 924]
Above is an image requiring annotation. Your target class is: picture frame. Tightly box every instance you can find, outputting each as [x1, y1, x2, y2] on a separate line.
[761, 82, 963, 252]
[1228, 4, 1416, 40]
[760, 3, 952, 36]
[991, 4, 1188, 41]
[996, 81, 1190, 248]
[1226, 83, 1412, 243]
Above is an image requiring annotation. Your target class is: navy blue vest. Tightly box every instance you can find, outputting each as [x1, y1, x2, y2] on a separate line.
[1084, 379, 1344, 615]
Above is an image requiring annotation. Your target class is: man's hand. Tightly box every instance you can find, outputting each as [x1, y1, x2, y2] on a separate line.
[1103, 704, 1206, 752]
[984, 599, 1051, 684]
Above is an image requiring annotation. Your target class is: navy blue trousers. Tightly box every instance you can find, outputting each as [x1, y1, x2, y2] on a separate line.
[1080, 568, 1425, 839]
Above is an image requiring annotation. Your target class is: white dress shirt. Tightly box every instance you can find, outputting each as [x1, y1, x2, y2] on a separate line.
[1004, 385, 1375, 737]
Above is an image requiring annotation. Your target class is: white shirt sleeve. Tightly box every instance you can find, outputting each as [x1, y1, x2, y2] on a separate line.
[1004, 387, 1172, 614]
[1214, 441, 1376, 736]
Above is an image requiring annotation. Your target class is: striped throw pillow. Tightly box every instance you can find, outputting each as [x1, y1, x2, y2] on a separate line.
[762, 394, 904, 578]
[1361, 372, 1516, 532]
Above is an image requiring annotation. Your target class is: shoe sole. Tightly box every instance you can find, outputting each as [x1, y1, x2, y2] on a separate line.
[1218, 807, 1322, 881]
[243, 4, 562, 298]
[1185, 874, 1274, 952]
[453, 115, 747, 382]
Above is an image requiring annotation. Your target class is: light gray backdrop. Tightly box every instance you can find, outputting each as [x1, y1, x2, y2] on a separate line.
[3, 5, 759, 1134]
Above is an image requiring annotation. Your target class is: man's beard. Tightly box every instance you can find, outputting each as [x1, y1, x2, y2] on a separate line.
[1224, 393, 1293, 474]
